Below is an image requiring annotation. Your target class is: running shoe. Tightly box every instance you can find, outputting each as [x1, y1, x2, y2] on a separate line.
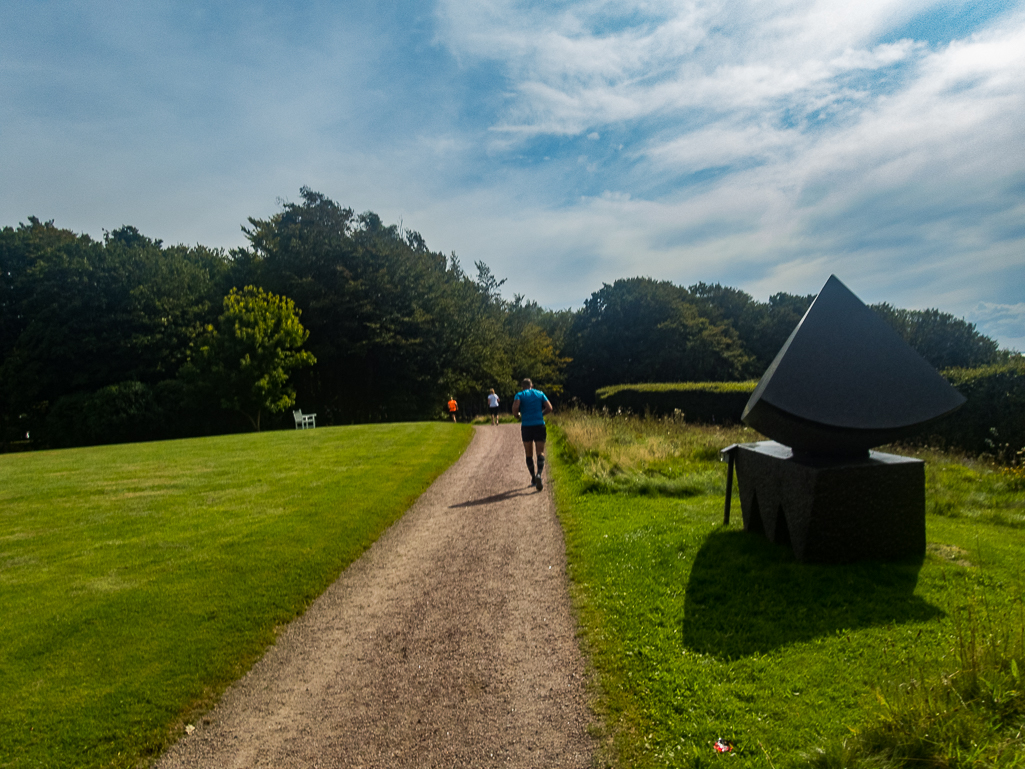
[534, 473, 544, 491]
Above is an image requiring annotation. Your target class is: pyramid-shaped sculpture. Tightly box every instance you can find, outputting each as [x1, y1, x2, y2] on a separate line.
[741, 275, 966, 456]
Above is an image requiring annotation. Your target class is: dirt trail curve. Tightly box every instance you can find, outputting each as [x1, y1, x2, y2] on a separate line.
[155, 423, 595, 769]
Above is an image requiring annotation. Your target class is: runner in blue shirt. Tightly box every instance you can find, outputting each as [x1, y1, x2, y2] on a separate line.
[512, 377, 553, 491]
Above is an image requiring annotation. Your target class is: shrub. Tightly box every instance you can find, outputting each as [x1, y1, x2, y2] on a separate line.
[917, 360, 1025, 463]
[42, 378, 260, 449]
[44, 381, 163, 448]
[150, 378, 249, 439]
[594, 381, 757, 424]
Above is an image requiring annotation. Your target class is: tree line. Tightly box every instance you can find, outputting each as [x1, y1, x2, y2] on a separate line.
[0, 188, 1009, 449]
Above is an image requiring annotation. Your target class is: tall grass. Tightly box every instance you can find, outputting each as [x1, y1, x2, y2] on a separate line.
[902, 445, 1025, 528]
[557, 407, 760, 497]
[549, 409, 1025, 768]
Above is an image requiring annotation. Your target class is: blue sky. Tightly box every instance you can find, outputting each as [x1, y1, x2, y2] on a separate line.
[2, 0, 1023, 350]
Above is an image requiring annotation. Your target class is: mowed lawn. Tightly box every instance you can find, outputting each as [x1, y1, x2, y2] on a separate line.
[0, 423, 472, 769]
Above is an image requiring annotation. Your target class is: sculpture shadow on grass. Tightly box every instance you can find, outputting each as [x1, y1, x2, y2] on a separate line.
[682, 529, 942, 659]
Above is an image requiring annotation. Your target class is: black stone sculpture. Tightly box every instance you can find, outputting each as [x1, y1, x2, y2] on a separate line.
[741, 275, 965, 456]
[723, 275, 965, 562]
[728, 442, 926, 562]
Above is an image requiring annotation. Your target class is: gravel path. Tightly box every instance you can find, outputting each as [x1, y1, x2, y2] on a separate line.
[155, 423, 595, 769]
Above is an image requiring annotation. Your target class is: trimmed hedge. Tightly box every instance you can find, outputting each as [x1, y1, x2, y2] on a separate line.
[919, 360, 1025, 462]
[594, 361, 1025, 463]
[594, 381, 757, 424]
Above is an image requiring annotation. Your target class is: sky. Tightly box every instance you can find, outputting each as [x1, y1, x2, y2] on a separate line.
[2, 0, 1023, 351]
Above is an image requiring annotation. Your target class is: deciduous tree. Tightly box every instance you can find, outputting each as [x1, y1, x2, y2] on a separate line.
[565, 277, 752, 399]
[871, 302, 1000, 369]
[184, 286, 315, 431]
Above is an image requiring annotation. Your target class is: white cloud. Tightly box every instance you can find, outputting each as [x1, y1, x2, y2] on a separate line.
[968, 303, 1025, 352]
[645, 123, 795, 173]
[415, 3, 1025, 351]
[3, 0, 1023, 352]
[437, 0, 935, 140]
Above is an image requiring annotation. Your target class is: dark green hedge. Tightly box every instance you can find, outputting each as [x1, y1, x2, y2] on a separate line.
[918, 360, 1025, 462]
[594, 363, 1025, 464]
[594, 381, 758, 424]
[43, 382, 163, 448]
[41, 380, 247, 448]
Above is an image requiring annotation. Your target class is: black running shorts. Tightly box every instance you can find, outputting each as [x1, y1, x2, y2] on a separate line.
[520, 424, 547, 443]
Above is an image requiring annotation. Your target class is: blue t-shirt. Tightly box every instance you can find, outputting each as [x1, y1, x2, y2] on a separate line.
[515, 388, 549, 426]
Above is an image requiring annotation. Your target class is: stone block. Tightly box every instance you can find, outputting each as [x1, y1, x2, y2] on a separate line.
[734, 441, 925, 563]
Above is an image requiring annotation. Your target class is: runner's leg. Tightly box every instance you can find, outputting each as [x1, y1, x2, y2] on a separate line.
[533, 440, 545, 490]
[523, 441, 535, 481]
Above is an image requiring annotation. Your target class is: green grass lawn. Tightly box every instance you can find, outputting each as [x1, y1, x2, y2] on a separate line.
[0, 423, 472, 769]
[550, 410, 1025, 768]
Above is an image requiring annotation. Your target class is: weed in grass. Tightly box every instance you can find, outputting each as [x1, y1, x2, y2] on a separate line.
[1001, 463, 1025, 491]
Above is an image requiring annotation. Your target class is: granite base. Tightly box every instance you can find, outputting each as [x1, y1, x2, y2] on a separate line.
[733, 441, 925, 563]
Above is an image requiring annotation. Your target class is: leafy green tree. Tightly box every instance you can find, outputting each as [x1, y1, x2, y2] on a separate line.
[239, 189, 522, 422]
[565, 277, 752, 400]
[184, 286, 315, 431]
[509, 323, 570, 396]
[503, 295, 573, 398]
[0, 219, 85, 443]
[689, 283, 815, 374]
[104, 226, 233, 382]
[755, 291, 816, 363]
[871, 303, 1000, 369]
[0, 221, 108, 417]
[434, 261, 515, 409]
[0, 219, 230, 445]
[690, 283, 1003, 374]
[240, 189, 443, 420]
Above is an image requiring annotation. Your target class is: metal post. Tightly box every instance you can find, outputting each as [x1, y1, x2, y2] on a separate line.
[719, 444, 739, 526]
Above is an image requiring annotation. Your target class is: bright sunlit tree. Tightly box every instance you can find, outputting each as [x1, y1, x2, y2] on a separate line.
[186, 286, 316, 431]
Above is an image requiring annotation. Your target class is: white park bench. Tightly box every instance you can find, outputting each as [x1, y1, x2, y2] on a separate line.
[293, 409, 317, 429]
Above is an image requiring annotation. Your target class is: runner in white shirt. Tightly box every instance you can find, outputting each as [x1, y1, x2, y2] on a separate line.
[487, 388, 500, 426]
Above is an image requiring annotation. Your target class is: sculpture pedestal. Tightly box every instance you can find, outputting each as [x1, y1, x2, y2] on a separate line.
[734, 441, 925, 563]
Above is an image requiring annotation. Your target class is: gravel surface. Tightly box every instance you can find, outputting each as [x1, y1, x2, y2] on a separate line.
[154, 423, 595, 768]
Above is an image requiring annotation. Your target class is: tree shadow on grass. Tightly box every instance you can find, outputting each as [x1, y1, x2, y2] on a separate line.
[683, 529, 942, 659]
